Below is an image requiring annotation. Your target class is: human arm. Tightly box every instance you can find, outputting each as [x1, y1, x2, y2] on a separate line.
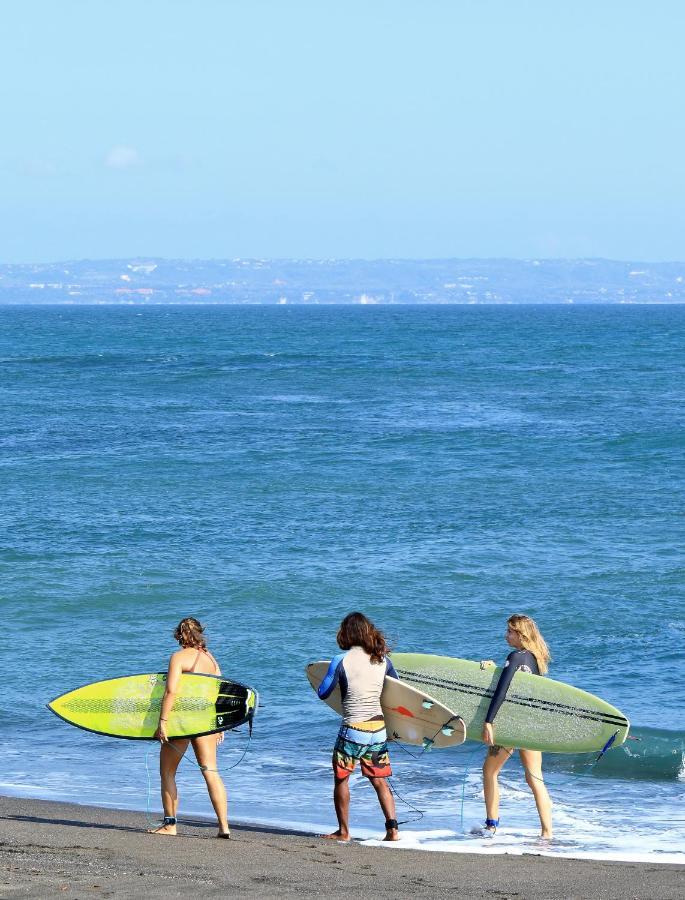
[317, 654, 345, 700]
[155, 652, 183, 742]
[386, 657, 399, 680]
[481, 651, 520, 743]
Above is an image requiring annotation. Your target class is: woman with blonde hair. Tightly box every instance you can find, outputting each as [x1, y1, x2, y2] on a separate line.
[480, 614, 553, 839]
[148, 617, 231, 838]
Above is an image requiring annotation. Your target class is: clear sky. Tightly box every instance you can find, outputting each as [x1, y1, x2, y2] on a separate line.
[2, 1, 684, 262]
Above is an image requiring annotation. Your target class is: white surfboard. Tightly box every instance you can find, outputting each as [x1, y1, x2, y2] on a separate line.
[306, 660, 465, 749]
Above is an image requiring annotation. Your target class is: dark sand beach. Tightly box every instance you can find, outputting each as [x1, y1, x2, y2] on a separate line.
[1, 795, 683, 899]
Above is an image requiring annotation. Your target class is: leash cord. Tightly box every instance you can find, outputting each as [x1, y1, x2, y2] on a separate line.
[388, 737, 614, 833]
[388, 741, 484, 830]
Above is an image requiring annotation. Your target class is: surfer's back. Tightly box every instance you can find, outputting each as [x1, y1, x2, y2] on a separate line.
[338, 646, 388, 724]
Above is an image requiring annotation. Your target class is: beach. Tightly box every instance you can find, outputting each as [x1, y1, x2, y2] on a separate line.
[1, 794, 683, 899]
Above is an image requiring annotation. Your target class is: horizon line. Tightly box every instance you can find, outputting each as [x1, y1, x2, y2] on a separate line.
[3, 255, 685, 267]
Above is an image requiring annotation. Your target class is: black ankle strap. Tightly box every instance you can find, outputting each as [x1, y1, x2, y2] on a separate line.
[162, 816, 177, 826]
[385, 818, 399, 830]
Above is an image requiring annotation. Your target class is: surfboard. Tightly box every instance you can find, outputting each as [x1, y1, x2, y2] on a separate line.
[47, 672, 258, 740]
[391, 653, 629, 754]
[306, 661, 465, 749]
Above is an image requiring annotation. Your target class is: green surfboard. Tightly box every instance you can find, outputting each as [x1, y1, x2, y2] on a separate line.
[391, 653, 629, 754]
[48, 672, 258, 740]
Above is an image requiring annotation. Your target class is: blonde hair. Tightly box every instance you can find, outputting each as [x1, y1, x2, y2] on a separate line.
[508, 614, 550, 675]
[173, 617, 206, 650]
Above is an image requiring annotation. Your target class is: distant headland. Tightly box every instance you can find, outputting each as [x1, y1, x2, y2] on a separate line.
[1, 258, 684, 305]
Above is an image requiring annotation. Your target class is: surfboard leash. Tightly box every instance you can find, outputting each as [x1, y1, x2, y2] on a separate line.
[390, 734, 616, 834]
[387, 740, 485, 830]
[387, 779, 425, 826]
[388, 713, 465, 761]
[458, 744, 486, 832]
[387, 710, 483, 829]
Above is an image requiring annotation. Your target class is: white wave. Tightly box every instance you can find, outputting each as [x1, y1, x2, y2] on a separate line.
[361, 826, 685, 864]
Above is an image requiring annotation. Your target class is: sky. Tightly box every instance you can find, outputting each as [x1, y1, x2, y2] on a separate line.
[1, 1, 684, 263]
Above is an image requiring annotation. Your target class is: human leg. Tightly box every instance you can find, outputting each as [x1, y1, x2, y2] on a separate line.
[324, 722, 361, 840]
[481, 745, 511, 831]
[192, 734, 230, 836]
[323, 775, 352, 841]
[149, 738, 189, 835]
[356, 720, 396, 840]
[519, 749, 553, 839]
[368, 777, 399, 841]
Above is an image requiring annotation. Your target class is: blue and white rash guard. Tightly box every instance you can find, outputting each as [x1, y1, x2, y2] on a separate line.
[318, 646, 399, 725]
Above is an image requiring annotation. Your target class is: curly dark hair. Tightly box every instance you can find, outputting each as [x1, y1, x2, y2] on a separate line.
[173, 617, 207, 650]
[336, 612, 389, 664]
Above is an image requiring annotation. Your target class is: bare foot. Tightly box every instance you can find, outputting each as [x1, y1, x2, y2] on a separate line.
[323, 830, 350, 842]
[540, 830, 553, 840]
[383, 829, 400, 842]
[217, 830, 231, 840]
[147, 823, 177, 836]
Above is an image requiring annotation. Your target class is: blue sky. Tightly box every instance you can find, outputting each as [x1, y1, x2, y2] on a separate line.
[1, 1, 684, 262]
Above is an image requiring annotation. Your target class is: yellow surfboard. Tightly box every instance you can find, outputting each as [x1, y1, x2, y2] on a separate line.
[48, 672, 258, 740]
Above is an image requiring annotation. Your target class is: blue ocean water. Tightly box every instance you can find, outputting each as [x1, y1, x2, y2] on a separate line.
[1, 304, 683, 862]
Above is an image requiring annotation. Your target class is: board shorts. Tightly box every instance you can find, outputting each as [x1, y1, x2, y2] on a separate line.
[333, 717, 392, 779]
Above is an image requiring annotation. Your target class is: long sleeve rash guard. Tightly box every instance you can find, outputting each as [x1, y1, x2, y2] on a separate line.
[317, 646, 399, 724]
[484, 648, 539, 725]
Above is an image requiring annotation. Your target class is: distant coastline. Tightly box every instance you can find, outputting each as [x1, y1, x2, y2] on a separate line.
[2, 257, 684, 305]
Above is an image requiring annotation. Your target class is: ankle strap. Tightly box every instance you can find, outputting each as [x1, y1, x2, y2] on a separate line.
[485, 818, 499, 828]
[385, 818, 399, 830]
[162, 816, 177, 826]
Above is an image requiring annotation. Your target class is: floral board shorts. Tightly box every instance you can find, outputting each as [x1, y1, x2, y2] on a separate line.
[333, 717, 392, 779]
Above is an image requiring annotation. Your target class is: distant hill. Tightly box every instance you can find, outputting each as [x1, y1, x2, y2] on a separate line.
[1, 258, 684, 304]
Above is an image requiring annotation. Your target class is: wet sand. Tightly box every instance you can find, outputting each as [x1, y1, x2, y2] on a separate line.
[1, 794, 683, 898]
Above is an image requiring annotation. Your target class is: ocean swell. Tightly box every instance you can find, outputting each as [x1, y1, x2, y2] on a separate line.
[548, 726, 685, 782]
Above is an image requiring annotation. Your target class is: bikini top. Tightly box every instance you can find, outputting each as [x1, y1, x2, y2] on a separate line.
[188, 647, 220, 676]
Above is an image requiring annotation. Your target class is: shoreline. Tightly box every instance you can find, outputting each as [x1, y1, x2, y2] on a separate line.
[2, 794, 684, 899]
[2, 784, 683, 867]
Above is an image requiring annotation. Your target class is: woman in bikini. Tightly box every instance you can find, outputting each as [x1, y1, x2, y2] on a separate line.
[149, 617, 230, 838]
[480, 614, 553, 840]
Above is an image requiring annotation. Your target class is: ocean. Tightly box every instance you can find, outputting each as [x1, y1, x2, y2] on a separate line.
[1, 303, 683, 863]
